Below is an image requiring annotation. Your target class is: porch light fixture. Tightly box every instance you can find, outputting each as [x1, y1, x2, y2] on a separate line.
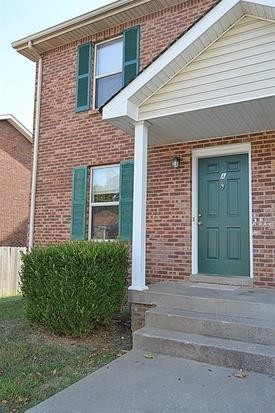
[171, 156, 180, 169]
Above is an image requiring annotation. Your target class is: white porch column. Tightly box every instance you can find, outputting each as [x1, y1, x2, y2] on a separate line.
[129, 121, 149, 291]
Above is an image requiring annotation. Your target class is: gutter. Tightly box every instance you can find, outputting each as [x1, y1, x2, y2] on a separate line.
[28, 41, 43, 250]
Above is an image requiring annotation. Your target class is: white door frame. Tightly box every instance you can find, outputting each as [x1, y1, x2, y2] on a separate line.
[191, 143, 253, 278]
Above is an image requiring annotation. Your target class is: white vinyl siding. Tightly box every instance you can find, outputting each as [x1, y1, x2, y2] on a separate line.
[139, 16, 275, 120]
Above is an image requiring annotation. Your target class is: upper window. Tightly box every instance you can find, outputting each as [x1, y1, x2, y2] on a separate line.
[94, 38, 123, 108]
[76, 27, 140, 112]
[90, 165, 120, 240]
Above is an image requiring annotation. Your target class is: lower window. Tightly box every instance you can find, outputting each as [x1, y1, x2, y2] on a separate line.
[90, 165, 119, 240]
[91, 205, 119, 240]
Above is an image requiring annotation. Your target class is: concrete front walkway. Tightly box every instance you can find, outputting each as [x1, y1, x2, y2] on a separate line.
[28, 350, 275, 413]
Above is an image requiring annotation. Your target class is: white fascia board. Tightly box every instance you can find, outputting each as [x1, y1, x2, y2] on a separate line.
[102, 0, 274, 121]
[103, 0, 241, 120]
[0, 114, 32, 142]
[102, 99, 138, 120]
[127, 101, 139, 120]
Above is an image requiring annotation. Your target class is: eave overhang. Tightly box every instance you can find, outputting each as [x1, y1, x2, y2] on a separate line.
[12, 0, 184, 62]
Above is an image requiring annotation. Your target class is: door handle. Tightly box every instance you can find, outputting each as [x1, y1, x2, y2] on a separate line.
[198, 221, 203, 226]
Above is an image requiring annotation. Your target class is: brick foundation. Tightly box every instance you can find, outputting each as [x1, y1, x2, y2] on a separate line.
[131, 303, 156, 332]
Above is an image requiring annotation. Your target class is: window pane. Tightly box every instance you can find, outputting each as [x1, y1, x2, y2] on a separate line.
[92, 205, 119, 240]
[92, 166, 119, 202]
[96, 38, 123, 76]
[94, 193, 119, 203]
[95, 73, 122, 108]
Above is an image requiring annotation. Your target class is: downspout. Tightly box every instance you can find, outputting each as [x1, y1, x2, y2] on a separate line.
[28, 41, 42, 250]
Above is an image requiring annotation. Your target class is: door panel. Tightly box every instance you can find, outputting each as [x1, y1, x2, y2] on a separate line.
[207, 181, 219, 216]
[207, 228, 219, 259]
[227, 179, 240, 216]
[198, 154, 249, 277]
[227, 227, 241, 260]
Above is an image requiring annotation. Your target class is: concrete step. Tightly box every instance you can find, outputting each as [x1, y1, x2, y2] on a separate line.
[130, 285, 275, 321]
[133, 326, 275, 375]
[146, 307, 275, 345]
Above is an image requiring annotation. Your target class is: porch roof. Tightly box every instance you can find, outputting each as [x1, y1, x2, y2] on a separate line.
[102, 0, 275, 146]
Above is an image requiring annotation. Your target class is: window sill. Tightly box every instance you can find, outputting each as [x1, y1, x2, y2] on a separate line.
[88, 108, 101, 116]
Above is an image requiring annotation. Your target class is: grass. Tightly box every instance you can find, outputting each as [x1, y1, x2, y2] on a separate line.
[0, 296, 132, 413]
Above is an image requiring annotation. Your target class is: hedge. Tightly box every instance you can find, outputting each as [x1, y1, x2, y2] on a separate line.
[20, 241, 129, 336]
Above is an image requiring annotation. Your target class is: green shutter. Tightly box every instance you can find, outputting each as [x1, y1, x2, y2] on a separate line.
[123, 26, 140, 87]
[119, 160, 134, 241]
[71, 166, 88, 240]
[76, 43, 92, 112]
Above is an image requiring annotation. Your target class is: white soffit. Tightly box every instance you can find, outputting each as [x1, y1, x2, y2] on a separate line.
[12, 0, 184, 62]
[148, 96, 275, 145]
[102, 0, 275, 121]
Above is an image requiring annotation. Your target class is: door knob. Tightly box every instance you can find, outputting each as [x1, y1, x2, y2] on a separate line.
[198, 221, 203, 226]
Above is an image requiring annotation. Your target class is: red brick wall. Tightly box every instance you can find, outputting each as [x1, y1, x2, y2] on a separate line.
[33, 0, 274, 286]
[34, 0, 218, 244]
[146, 132, 275, 287]
[0, 120, 32, 246]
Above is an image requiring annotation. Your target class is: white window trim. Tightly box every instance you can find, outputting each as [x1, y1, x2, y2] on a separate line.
[191, 143, 253, 279]
[88, 164, 120, 241]
[93, 36, 123, 110]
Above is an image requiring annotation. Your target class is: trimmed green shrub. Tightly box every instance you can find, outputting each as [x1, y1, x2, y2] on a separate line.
[20, 241, 129, 336]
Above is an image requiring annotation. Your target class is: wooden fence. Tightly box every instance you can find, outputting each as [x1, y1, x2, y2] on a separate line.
[0, 247, 26, 297]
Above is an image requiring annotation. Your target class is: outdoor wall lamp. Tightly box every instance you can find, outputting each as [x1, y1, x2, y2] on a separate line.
[171, 156, 180, 169]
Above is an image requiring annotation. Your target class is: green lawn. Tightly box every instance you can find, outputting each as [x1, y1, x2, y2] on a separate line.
[0, 296, 132, 413]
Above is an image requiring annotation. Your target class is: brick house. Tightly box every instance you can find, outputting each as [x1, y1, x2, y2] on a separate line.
[0, 115, 32, 247]
[12, 0, 275, 364]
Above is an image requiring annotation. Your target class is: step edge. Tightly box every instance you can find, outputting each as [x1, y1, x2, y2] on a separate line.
[132, 290, 275, 308]
[146, 308, 275, 328]
[134, 327, 275, 356]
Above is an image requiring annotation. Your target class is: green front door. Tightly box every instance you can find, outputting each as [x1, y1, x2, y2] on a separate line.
[198, 154, 249, 277]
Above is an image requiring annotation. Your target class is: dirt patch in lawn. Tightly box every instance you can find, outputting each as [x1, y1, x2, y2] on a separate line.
[0, 296, 132, 413]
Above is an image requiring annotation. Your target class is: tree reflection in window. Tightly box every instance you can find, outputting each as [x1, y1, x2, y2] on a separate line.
[91, 165, 119, 240]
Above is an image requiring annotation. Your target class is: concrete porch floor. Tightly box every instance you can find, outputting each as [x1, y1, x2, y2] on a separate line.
[133, 282, 275, 304]
[153, 282, 275, 298]
[27, 350, 275, 413]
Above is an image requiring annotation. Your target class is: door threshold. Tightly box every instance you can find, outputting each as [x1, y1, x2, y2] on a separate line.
[190, 274, 253, 287]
